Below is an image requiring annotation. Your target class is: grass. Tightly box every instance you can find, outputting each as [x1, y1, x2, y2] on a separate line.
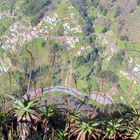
[0, 48, 4, 57]
[23, 38, 50, 66]
[49, 1, 69, 18]
[102, 58, 110, 70]
[0, 3, 8, 11]
[94, 25, 103, 33]
[0, 17, 11, 36]
[118, 76, 131, 93]
[41, 21, 51, 28]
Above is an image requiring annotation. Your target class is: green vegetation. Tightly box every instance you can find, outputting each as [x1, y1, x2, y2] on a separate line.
[23, 0, 52, 26]
[23, 0, 50, 16]
[0, 0, 140, 139]
[0, 89, 139, 139]
[114, 6, 122, 18]
[0, 17, 11, 36]
[0, 3, 8, 11]
[137, 0, 140, 5]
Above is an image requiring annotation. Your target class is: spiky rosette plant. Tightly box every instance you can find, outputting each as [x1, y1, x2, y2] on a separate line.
[131, 127, 140, 140]
[40, 104, 67, 137]
[8, 93, 42, 140]
[13, 97, 41, 122]
[70, 117, 101, 140]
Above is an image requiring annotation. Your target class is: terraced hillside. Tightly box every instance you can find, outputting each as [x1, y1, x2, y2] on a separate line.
[0, 0, 140, 108]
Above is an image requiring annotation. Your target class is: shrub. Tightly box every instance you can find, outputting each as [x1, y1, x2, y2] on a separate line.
[120, 35, 129, 41]
[114, 6, 121, 17]
[102, 26, 109, 33]
[137, 0, 140, 5]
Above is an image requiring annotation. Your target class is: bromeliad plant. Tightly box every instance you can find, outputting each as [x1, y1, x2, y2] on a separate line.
[0, 92, 140, 140]
[132, 108, 140, 126]
[41, 103, 67, 136]
[54, 124, 69, 140]
[13, 96, 41, 122]
[4, 93, 43, 140]
[1, 92, 68, 140]
[131, 127, 140, 140]
[102, 118, 124, 139]
[71, 117, 101, 140]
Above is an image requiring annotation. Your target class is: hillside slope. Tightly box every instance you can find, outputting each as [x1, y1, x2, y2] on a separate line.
[0, 0, 140, 107]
